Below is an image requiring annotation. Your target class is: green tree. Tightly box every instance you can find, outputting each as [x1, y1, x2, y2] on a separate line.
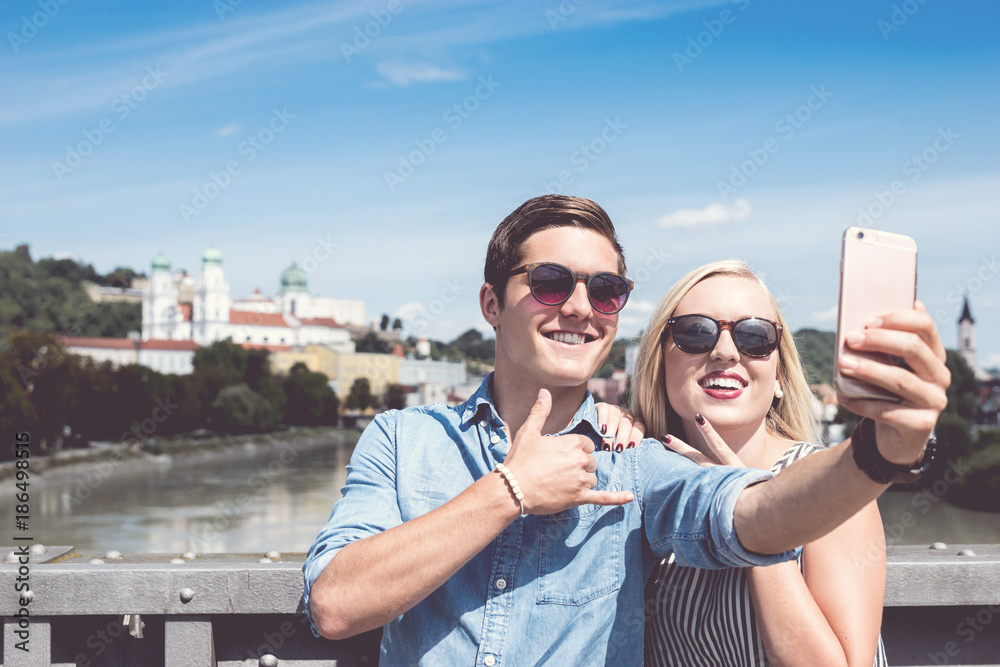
[0, 249, 141, 339]
[383, 383, 408, 411]
[346, 377, 377, 411]
[283, 362, 339, 426]
[380, 314, 389, 331]
[794, 328, 836, 385]
[211, 384, 275, 433]
[355, 331, 390, 354]
[392, 318, 403, 331]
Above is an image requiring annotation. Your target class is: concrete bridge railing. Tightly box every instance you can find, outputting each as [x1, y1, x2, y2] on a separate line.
[2, 544, 999, 666]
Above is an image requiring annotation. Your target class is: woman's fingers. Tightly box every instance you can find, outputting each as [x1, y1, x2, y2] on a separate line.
[659, 434, 718, 468]
[691, 414, 745, 467]
[838, 305, 951, 464]
[594, 402, 645, 452]
[595, 402, 619, 451]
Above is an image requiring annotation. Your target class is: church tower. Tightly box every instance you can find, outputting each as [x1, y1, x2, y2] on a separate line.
[279, 263, 311, 320]
[193, 247, 231, 345]
[958, 295, 977, 372]
[142, 251, 179, 340]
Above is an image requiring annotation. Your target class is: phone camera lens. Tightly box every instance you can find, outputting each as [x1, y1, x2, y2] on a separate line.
[857, 231, 865, 240]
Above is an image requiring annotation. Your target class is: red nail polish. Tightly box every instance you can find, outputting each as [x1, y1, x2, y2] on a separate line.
[663, 434, 672, 444]
[601, 424, 607, 435]
[615, 443, 624, 453]
[628, 441, 635, 448]
[695, 413, 705, 426]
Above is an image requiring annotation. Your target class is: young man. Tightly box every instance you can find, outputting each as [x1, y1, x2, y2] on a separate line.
[304, 195, 948, 664]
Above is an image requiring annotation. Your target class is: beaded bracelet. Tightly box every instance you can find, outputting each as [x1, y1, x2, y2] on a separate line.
[495, 462, 527, 517]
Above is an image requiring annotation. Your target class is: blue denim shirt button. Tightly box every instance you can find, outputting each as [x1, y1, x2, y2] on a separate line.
[479, 420, 488, 428]
[484, 655, 496, 666]
[495, 578, 507, 590]
[490, 434, 501, 444]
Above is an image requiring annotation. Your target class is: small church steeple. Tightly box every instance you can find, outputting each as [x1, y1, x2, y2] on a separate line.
[958, 295, 977, 372]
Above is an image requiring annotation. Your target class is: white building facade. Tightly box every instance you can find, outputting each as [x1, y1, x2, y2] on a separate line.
[141, 249, 357, 352]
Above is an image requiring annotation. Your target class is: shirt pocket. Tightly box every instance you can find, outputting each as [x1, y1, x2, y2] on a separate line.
[536, 484, 624, 605]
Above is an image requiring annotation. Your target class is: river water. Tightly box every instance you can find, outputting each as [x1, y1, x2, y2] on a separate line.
[9, 435, 1000, 554]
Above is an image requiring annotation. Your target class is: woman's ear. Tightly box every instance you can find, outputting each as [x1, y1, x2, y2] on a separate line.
[481, 283, 501, 328]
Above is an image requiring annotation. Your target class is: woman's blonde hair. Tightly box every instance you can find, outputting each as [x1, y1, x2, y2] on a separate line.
[630, 259, 817, 443]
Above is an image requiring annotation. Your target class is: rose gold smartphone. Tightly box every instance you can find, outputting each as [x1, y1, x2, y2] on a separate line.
[833, 227, 918, 402]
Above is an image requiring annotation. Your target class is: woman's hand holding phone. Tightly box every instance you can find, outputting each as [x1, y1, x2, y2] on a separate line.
[835, 301, 950, 466]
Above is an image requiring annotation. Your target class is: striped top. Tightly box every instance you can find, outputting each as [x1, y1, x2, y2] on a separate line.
[644, 442, 888, 666]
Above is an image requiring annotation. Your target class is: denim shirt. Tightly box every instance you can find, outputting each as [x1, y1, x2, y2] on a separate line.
[303, 375, 797, 666]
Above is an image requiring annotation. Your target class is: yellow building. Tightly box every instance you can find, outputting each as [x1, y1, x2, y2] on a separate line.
[272, 345, 400, 397]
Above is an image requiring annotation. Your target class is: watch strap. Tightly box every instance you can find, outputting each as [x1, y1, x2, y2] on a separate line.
[850, 417, 935, 485]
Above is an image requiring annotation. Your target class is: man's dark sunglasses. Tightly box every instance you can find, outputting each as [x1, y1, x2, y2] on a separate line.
[664, 314, 782, 358]
[508, 262, 634, 314]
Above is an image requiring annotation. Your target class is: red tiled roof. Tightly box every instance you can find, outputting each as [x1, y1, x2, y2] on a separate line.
[143, 339, 200, 351]
[229, 310, 288, 327]
[299, 317, 344, 329]
[239, 343, 293, 352]
[59, 337, 200, 351]
[61, 336, 133, 350]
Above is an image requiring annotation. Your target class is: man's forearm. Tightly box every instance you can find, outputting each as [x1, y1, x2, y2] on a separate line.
[734, 440, 887, 554]
[309, 470, 518, 639]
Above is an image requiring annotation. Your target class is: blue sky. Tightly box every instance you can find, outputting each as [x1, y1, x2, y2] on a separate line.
[2, 0, 998, 368]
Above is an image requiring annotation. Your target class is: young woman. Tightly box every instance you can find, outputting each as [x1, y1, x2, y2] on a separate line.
[628, 260, 888, 666]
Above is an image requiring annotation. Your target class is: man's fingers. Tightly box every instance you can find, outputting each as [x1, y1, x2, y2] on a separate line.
[580, 489, 635, 506]
[521, 388, 552, 436]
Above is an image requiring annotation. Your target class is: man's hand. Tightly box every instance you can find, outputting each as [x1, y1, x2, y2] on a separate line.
[504, 389, 634, 514]
[836, 302, 950, 466]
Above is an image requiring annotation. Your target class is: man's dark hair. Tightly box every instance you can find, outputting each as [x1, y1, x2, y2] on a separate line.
[484, 195, 627, 307]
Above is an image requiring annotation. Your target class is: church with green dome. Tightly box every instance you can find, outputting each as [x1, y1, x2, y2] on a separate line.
[141, 249, 364, 351]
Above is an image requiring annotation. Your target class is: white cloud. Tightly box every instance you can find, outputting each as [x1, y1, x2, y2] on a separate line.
[984, 352, 1000, 370]
[376, 62, 463, 86]
[394, 301, 426, 321]
[657, 198, 752, 230]
[810, 305, 838, 324]
[216, 124, 239, 137]
[622, 299, 656, 314]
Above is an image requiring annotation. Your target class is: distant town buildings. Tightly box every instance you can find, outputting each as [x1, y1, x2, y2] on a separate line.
[61, 248, 472, 408]
[957, 295, 1000, 425]
[142, 248, 361, 351]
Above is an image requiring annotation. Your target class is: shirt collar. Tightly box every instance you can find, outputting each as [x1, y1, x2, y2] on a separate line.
[459, 373, 601, 438]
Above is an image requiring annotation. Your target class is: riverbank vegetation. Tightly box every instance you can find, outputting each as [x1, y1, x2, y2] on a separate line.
[0, 332, 344, 460]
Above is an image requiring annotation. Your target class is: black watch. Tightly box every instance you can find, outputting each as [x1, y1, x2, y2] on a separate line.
[850, 417, 936, 485]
